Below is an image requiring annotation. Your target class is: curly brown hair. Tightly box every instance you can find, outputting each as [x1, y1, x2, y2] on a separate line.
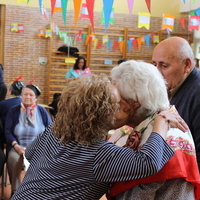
[53, 75, 117, 145]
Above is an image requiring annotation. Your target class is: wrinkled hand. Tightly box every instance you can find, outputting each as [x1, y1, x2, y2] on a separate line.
[14, 145, 26, 155]
[159, 108, 189, 133]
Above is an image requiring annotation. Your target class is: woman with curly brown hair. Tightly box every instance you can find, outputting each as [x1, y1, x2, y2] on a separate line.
[11, 75, 184, 200]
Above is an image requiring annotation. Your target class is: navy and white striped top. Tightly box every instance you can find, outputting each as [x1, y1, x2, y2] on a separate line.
[12, 124, 174, 200]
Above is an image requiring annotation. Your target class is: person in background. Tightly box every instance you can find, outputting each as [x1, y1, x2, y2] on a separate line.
[0, 78, 24, 150]
[11, 75, 185, 200]
[0, 64, 7, 101]
[65, 56, 92, 82]
[152, 37, 200, 171]
[5, 84, 52, 197]
[117, 58, 127, 65]
[108, 60, 200, 200]
[48, 93, 61, 119]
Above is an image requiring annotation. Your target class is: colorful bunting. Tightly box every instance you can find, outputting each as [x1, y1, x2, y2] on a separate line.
[179, 17, 185, 28]
[97, 40, 102, 49]
[119, 41, 125, 53]
[103, 35, 108, 43]
[27, 0, 30, 4]
[16, 0, 27, 3]
[144, 34, 150, 47]
[127, 40, 132, 53]
[195, 8, 200, 16]
[138, 12, 151, 30]
[11, 23, 18, 32]
[127, 0, 134, 15]
[153, 35, 159, 43]
[51, 0, 56, 16]
[82, 33, 87, 43]
[188, 15, 200, 31]
[107, 40, 112, 51]
[132, 39, 137, 51]
[113, 41, 119, 52]
[54, 0, 62, 13]
[76, 30, 82, 41]
[162, 14, 175, 30]
[18, 24, 24, 33]
[183, 0, 186, 3]
[61, 0, 69, 26]
[80, 3, 89, 19]
[86, 0, 95, 31]
[38, 0, 43, 14]
[137, 36, 143, 50]
[102, 0, 114, 31]
[145, 0, 151, 13]
[102, 8, 114, 25]
[73, 0, 82, 27]
[45, 29, 52, 38]
[94, 38, 98, 49]
[38, 29, 45, 37]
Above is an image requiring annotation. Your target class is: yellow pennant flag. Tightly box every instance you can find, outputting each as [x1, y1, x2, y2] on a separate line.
[94, 38, 98, 49]
[16, 0, 27, 3]
[138, 12, 151, 30]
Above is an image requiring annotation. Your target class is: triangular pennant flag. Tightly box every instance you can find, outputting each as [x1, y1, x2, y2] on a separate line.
[54, 0, 62, 13]
[94, 38, 98, 49]
[113, 41, 119, 52]
[144, 34, 150, 47]
[127, 40, 132, 53]
[166, 27, 172, 35]
[27, 0, 30, 4]
[102, 0, 114, 31]
[132, 39, 137, 51]
[73, 0, 82, 27]
[127, 0, 134, 15]
[97, 40, 102, 49]
[17, 0, 27, 3]
[38, 0, 43, 14]
[51, 0, 56, 16]
[86, 0, 95, 32]
[195, 8, 200, 16]
[82, 33, 87, 43]
[179, 17, 185, 28]
[119, 41, 125, 53]
[183, 0, 186, 3]
[61, 0, 69, 26]
[107, 40, 112, 51]
[145, 0, 151, 13]
[137, 37, 142, 50]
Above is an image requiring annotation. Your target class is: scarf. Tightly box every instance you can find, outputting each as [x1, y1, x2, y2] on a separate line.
[21, 102, 37, 127]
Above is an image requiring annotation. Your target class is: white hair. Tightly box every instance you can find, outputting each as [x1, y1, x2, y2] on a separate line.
[111, 60, 169, 117]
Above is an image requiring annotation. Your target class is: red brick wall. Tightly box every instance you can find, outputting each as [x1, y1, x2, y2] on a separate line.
[3, 5, 190, 104]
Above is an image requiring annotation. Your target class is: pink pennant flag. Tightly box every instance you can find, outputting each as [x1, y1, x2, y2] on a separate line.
[145, 0, 151, 13]
[127, 0, 134, 15]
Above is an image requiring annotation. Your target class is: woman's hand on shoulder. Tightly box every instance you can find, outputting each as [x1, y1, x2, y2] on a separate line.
[157, 108, 189, 133]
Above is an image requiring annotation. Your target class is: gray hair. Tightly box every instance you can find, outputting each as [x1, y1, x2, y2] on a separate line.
[111, 60, 169, 117]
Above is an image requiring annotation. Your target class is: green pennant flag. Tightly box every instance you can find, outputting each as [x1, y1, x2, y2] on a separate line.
[61, 0, 69, 26]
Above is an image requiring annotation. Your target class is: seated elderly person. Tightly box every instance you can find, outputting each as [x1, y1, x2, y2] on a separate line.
[108, 60, 200, 200]
[0, 79, 24, 149]
[11, 75, 187, 200]
[5, 84, 52, 197]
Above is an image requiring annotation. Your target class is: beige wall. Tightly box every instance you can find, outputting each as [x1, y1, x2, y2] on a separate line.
[0, 0, 182, 17]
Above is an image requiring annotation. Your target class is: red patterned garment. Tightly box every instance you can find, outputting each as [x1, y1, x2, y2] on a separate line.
[108, 113, 200, 200]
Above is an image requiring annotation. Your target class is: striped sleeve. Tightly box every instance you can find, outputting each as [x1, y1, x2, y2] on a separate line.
[93, 132, 174, 183]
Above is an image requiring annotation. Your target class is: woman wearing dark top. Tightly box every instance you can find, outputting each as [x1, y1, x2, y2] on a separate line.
[0, 64, 7, 101]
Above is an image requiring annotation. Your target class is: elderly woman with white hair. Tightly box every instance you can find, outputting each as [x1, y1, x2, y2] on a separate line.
[108, 60, 200, 200]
